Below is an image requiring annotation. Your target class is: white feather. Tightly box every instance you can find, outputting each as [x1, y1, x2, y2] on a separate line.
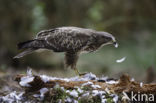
[116, 57, 126, 63]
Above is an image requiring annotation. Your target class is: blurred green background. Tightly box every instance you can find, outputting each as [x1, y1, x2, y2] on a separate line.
[0, 0, 156, 81]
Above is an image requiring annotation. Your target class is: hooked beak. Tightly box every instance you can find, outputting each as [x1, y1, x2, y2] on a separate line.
[112, 39, 118, 48]
[111, 36, 118, 48]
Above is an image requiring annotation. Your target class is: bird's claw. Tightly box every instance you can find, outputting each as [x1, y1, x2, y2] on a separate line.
[78, 72, 87, 76]
[74, 68, 87, 76]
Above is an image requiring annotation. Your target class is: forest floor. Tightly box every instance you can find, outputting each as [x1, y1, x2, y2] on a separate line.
[0, 68, 156, 103]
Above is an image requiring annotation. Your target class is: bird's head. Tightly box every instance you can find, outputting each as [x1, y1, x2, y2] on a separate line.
[96, 31, 118, 48]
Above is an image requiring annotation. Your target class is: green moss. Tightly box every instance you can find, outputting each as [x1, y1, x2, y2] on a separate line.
[47, 88, 67, 103]
[78, 94, 101, 103]
[42, 86, 120, 103]
[79, 97, 92, 103]
[106, 98, 114, 103]
[81, 86, 92, 91]
[92, 95, 101, 103]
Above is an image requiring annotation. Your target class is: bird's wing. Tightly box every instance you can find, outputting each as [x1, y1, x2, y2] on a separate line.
[35, 27, 95, 52]
[35, 28, 57, 40]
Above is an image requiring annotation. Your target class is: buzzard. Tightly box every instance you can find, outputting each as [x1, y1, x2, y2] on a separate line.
[14, 27, 117, 75]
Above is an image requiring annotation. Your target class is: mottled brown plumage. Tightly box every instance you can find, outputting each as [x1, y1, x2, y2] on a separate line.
[14, 26, 117, 75]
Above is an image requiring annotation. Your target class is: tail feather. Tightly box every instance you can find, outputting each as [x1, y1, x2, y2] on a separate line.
[17, 40, 34, 49]
[14, 39, 48, 59]
[13, 48, 36, 59]
[17, 39, 46, 49]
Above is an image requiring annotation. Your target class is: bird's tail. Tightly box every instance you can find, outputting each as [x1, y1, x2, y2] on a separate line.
[14, 39, 48, 59]
[17, 40, 42, 49]
[13, 48, 36, 59]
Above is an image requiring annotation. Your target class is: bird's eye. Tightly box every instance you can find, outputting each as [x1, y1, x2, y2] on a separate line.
[105, 37, 111, 41]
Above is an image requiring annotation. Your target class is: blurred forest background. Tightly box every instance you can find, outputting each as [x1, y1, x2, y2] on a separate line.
[0, 0, 156, 81]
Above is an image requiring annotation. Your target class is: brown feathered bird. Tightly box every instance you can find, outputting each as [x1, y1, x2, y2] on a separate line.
[14, 27, 118, 75]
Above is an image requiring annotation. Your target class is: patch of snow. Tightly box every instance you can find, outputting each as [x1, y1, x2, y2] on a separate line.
[58, 99, 62, 103]
[111, 94, 118, 103]
[113, 96, 118, 103]
[74, 100, 78, 103]
[95, 90, 106, 103]
[62, 78, 70, 82]
[100, 93, 106, 103]
[54, 84, 60, 89]
[140, 82, 143, 87]
[101, 98, 107, 103]
[116, 57, 126, 63]
[33, 94, 40, 98]
[65, 97, 72, 102]
[39, 72, 98, 83]
[98, 76, 108, 82]
[40, 75, 71, 83]
[82, 81, 101, 89]
[91, 84, 101, 89]
[60, 87, 65, 91]
[131, 78, 135, 81]
[99, 91, 106, 95]
[68, 90, 78, 98]
[82, 92, 90, 97]
[77, 87, 83, 94]
[106, 80, 118, 84]
[92, 90, 99, 96]
[70, 72, 97, 81]
[83, 72, 97, 80]
[66, 90, 70, 93]
[69, 76, 80, 81]
[82, 81, 93, 86]
[0, 91, 24, 103]
[40, 88, 49, 100]
[33, 88, 48, 100]
[40, 75, 54, 83]
[105, 88, 110, 94]
[19, 76, 34, 87]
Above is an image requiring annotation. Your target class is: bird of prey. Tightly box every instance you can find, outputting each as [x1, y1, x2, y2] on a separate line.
[14, 27, 118, 75]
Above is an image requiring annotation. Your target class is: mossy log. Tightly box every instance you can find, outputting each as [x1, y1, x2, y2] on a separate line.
[15, 74, 156, 94]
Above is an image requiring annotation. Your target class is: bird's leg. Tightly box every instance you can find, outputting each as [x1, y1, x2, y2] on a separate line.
[65, 52, 87, 76]
[74, 68, 80, 75]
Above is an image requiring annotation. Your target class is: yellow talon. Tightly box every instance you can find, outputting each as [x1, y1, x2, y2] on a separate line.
[74, 68, 87, 76]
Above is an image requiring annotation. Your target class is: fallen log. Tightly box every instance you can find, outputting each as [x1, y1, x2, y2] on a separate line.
[1, 69, 156, 103]
[13, 70, 156, 103]
[15, 73, 156, 94]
